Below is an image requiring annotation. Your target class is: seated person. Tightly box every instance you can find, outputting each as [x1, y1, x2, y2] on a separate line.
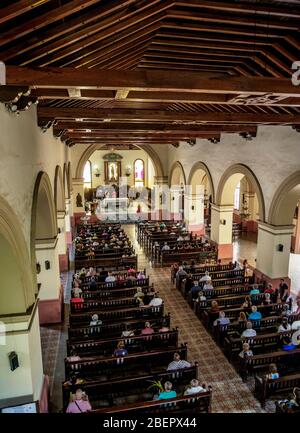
[105, 272, 116, 283]
[137, 271, 146, 280]
[278, 317, 291, 333]
[156, 381, 177, 401]
[141, 321, 154, 335]
[72, 285, 82, 298]
[89, 276, 98, 291]
[210, 300, 220, 314]
[261, 292, 272, 305]
[200, 271, 211, 282]
[265, 363, 279, 380]
[248, 306, 262, 321]
[66, 350, 81, 363]
[281, 303, 292, 318]
[250, 284, 260, 295]
[242, 296, 252, 309]
[239, 342, 253, 359]
[161, 242, 170, 251]
[195, 291, 206, 302]
[121, 323, 135, 338]
[278, 387, 300, 410]
[213, 311, 230, 327]
[134, 287, 145, 299]
[203, 279, 213, 291]
[184, 379, 206, 396]
[89, 314, 102, 327]
[264, 283, 275, 295]
[66, 389, 92, 413]
[241, 321, 257, 338]
[63, 374, 85, 387]
[149, 294, 163, 307]
[191, 281, 201, 298]
[113, 341, 128, 357]
[238, 311, 247, 324]
[159, 321, 169, 333]
[167, 352, 191, 371]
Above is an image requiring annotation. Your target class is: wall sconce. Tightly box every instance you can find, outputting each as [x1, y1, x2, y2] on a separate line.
[220, 219, 226, 225]
[36, 262, 41, 274]
[277, 244, 284, 252]
[8, 351, 19, 371]
[125, 165, 132, 177]
[45, 260, 51, 270]
[191, 205, 195, 210]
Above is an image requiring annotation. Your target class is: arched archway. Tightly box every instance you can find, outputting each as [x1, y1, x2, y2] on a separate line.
[0, 196, 35, 315]
[75, 144, 164, 179]
[216, 163, 265, 221]
[268, 171, 300, 225]
[169, 161, 186, 187]
[187, 162, 215, 201]
[54, 165, 65, 212]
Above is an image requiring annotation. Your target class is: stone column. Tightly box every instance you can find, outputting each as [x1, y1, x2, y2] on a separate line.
[57, 211, 68, 272]
[244, 192, 258, 232]
[294, 208, 300, 254]
[169, 187, 183, 222]
[255, 222, 293, 288]
[36, 238, 63, 324]
[184, 185, 205, 235]
[72, 178, 85, 226]
[65, 197, 73, 246]
[151, 176, 170, 220]
[210, 204, 234, 259]
[0, 304, 49, 412]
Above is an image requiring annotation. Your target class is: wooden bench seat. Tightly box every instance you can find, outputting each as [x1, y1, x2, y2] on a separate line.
[78, 285, 154, 301]
[255, 373, 300, 408]
[66, 329, 179, 357]
[92, 389, 212, 413]
[62, 363, 197, 411]
[68, 314, 171, 341]
[69, 304, 164, 327]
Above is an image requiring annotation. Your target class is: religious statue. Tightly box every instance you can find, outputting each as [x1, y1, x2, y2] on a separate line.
[76, 193, 83, 207]
[109, 162, 118, 181]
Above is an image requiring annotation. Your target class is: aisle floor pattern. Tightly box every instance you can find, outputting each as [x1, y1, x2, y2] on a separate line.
[40, 225, 277, 412]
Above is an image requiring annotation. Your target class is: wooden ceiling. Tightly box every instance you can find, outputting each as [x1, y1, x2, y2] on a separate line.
[1, 0, 300, 147]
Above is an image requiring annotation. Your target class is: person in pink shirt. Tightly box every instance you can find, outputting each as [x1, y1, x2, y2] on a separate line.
[141, 321, 154, 335]
[66, 389, 92, 413]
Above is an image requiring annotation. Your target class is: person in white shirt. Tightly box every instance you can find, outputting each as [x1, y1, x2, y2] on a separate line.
[200, 271, 211, 282]
[105, 272, 116, 283]
[149, 294, 163, 307]
[177, 235, 184, 242]
[161, 242, 170, 251]
[278, 317, 292, 333]
[121, 323, 135, 338]
[203, 280, 213, 291]
[184, 379, 206, 396]
[89, 314, 102, 327]
[73, 286, 82, 298]
[241, 321, 257, 338]
[213, 311, 230, 327]
[167, 353, 191, 371]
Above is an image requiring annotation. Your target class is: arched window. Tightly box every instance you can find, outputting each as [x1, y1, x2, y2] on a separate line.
[234, 181, 241, 210]
[134, 159, 144, 187]
[83, 160, 92, 189]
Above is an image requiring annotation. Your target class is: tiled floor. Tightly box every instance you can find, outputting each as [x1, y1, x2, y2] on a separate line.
[40, 226, 289, 412]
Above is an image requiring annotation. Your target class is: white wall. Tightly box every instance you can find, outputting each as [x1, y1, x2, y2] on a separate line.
[167, 125, 300, 223]
[0, 105, 70, 256]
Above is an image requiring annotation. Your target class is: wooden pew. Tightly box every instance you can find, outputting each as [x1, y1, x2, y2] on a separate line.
[75, 254, 138, 271]
[224, 330, 294, 361]
[92, 389, 212, 413]
[255, 373, 300, 408]
[68, 314, 171, 341]
[161, 250, 217, 267]
[69, 304, 164, 327]
[78, 285, 154, 301]
[62, 362, 197, 411]
[67, 328, 179, 357]
[65, 344, 188, 378]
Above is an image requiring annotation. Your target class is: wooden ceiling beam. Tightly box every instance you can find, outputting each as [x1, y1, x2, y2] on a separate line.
[38, 0, 173, 67]
[167, 9, 299, 31]
[175, 0, 300, 18]
[0, 0, 51, 24]
[0, 0, 102, 47]
[7, 67, 300, 97]
[0, 0, 138, 62]
[37, 106, 300, 124]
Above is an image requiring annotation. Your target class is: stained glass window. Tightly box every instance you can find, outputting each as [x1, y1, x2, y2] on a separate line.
[134, 159, 144, 187]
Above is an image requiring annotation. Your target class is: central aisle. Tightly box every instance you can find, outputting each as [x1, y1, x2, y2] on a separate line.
[123, 224, 265, 413]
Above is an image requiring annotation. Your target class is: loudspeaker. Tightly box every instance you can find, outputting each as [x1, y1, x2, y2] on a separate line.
[277, 244, 284, 252]
[45, 260, 50, 270]
[8, 351, 19, 371]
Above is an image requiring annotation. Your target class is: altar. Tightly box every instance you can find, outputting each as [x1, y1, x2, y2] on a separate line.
[102, 197, 129, 211]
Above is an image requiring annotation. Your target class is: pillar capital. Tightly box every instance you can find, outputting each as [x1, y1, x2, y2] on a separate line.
[57, 210, 66, 220]
[154, 176, 168, 185]
[72, 177, 84, 186]
[211, 203, 234, 213]
[257, 221, 294, 236]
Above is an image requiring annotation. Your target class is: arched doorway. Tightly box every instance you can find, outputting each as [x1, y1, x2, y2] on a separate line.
[31, 172, 62, 324]
[187, 162, 215, 234]
[214, 164, 265, 260]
